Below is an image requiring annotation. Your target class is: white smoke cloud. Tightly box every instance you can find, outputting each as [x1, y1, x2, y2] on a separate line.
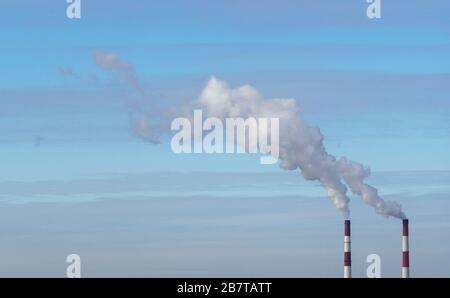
[196, 77, 405, 219]
[94, 52, 405, 219]
[94, 52, 141, 91]
[94, 52, 161, 144]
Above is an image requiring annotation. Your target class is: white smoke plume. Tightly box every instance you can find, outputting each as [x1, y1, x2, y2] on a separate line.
[94, 52, 142, 93]
[94, 53, 405, 219]
[196, 77, 406, 219]
[94, 52, 162, 144]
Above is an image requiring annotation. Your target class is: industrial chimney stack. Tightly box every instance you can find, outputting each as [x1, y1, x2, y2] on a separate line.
[402, 219, 410, 278]
[344, 220, 351, 278]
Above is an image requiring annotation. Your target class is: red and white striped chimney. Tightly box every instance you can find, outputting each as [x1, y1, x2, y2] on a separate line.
[344, 220, 351, 278]
[402, 219, 410, 278]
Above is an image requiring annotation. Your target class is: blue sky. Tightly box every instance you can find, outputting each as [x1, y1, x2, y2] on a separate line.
[0, 1, 449, 277]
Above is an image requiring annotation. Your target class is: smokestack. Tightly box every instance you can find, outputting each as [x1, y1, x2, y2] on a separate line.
[402, 219, 410, 278]
[344, 220, 351, 278]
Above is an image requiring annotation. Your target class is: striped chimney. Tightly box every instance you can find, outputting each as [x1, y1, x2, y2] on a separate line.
[402, 219, 410, 278]
[344, 220, 352, 278]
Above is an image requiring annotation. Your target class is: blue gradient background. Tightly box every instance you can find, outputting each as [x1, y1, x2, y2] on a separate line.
[0, 1, 449, 277]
